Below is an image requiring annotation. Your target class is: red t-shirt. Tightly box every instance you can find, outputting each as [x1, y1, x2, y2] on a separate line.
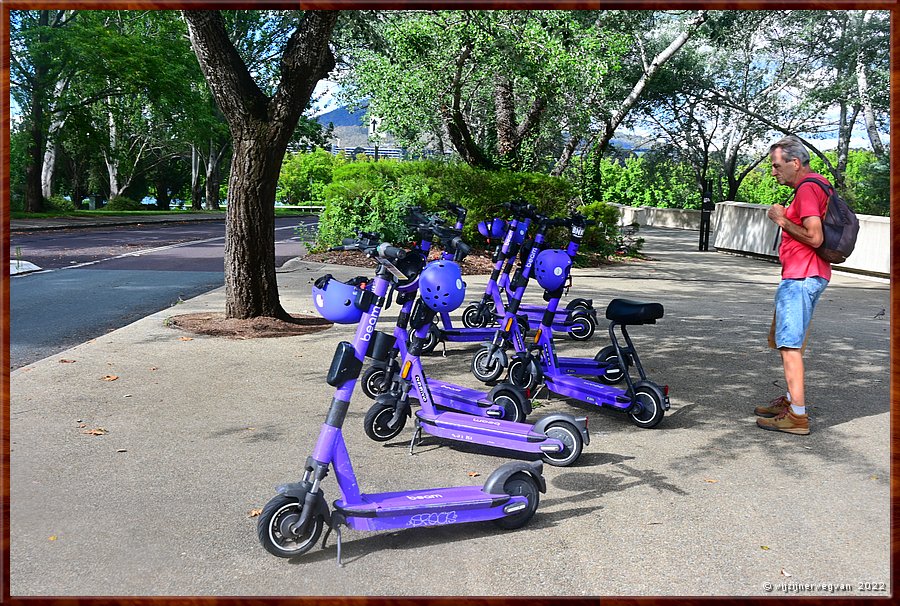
[779, 173, 832, 281]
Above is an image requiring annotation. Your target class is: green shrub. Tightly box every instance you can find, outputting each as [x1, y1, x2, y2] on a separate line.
[106, 196, 145, 211]
[44, 195, 77, 212]
[277, 148, 342, 205]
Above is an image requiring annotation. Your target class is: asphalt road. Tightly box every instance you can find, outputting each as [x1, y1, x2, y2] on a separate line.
[9, 217, 313, 369]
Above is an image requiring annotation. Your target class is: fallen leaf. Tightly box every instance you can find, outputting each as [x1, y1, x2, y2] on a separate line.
[704, 478, 719, 483]
[249, 508, 262, 517]
[149, 367, 158, 371]
[179, 337, 193, 342]
[761, 546, 770, 551]
[48, 535, 58, 541]
[59, 359, 76, 364]
[75, 419, 82, 423]
[77, 424, 86, 428]
[123, 394, 132, 398]
[101, 375, 119, 382]
[870, 475, 878, 480]
[781, 568, 792, 577]
[83, 428, 108, 436]
[647, 521, 663, 525]
[116, 449, 127, 453]
[467, 471, 481, 478]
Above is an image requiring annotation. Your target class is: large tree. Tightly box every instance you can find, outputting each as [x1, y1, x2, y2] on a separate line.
[183, 10, 338, 320]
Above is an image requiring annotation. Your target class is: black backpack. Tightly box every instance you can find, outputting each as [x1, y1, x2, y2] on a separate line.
[780, 177, 860, 264]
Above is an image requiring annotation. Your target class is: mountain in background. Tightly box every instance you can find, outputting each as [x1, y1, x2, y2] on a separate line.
[315, 101, 369, 127]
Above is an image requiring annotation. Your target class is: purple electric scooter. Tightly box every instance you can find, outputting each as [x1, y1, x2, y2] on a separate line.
[462, 202, 597, 341]
[358, 248, 588, 467]
[257, 237, 546, 563]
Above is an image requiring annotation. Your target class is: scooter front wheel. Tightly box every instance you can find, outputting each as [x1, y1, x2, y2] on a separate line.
[364, 401, 407, 441]
[361, 365, 389, 399]
[421, 325, 441, 355]
[471, 347, 504, 383]
[628, 382, 665, 429]
[493, 472, 540, 530]
[491, 387, 526, 423]
[507, 358, 538, 392]
[567, 311, 596, 341]
[257, 495, 323, 558]
[541, 421, 583, 467]
[462, 304, 488, 328]
[594, 345, 626, 385]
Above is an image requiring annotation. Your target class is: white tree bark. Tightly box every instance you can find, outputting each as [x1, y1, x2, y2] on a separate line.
[855, 11, 886, 158]
[40, 75, 71, 199]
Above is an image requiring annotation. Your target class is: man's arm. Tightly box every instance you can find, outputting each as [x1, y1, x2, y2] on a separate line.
[767, 204, 824, 248]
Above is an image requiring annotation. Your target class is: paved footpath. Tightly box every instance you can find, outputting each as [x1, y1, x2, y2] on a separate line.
[8, 228, 891, 597]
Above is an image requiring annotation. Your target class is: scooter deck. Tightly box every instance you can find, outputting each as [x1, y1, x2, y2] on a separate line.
[415, 410, 561, 454]
[544, 374, 630, 408]
[555, 356, 608, 377]
[335, 485, 522, 531]
[442, 327, 496, 342]
[413, 379, 502, 416]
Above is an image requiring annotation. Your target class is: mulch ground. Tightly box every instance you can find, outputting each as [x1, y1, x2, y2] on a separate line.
[166, 313, 332, 339]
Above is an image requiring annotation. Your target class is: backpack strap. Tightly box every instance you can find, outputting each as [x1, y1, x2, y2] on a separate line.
[772, 177, 831, 251]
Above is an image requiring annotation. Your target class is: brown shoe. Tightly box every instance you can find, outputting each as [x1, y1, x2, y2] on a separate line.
[754, 395, 791, 418]
[756, 408, 809, 435]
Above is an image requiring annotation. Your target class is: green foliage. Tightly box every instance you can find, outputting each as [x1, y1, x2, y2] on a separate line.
[277, 149, 342, 204]
[106, 196, 144, 211]
[44, 195, 77, 212]
[576, 200, 623, 256]
[583, 153, 702, 210]
[314, 159, 580, 251]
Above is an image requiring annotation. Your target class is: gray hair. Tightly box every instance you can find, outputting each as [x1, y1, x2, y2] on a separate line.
[770, 136, 810, 166]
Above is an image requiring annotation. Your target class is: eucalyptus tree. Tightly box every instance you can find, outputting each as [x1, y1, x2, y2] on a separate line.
[183, 10, 338, 320]
[338, 10, 629, 172]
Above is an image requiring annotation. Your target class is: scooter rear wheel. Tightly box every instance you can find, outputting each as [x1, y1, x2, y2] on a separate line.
[471, 347, 505, 383]
[257, 495, 323, 558]
[493, 472, 540, 530]
[567, 311, 596, 341]
[541, 421, 583, 467]
[628, 382, 665, 429]
[364, 401, 407, 441]
[361, 365, 390, 399]
[421, 325, 441, 355]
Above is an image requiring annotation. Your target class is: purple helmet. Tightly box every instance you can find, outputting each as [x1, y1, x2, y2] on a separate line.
[418, 260, 466, 312]
[534, 249, 572, 291]
[477, 218, 508, 239]
[513, 221, 528, 244]
[311, 274, 365, 324]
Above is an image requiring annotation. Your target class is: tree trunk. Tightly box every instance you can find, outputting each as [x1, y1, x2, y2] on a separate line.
[24, 11, 50, 212]
[190, 144, 203, 210]
[40, 76, 71, 200]
[184, 9, 337, 319]
[855, 12, 885, 158]
[224, 132, 286, 319]
[155, 178, 170, 210]
[205, 155, 221, 210]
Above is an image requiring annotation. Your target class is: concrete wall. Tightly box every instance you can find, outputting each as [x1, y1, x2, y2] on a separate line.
[611, 201, 889, 278]
[712, 201, 889, 277]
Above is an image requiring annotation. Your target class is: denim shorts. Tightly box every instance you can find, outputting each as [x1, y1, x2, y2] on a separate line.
[774, 277, 829, 349]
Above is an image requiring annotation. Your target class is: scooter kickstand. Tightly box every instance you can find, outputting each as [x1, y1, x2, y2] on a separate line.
[440, 341, 447, 358]
[334, 526, 343, 567]
[409, 424, 422, 455]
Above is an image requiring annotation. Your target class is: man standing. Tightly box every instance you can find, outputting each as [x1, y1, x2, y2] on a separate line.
[755, 136, 830, 435]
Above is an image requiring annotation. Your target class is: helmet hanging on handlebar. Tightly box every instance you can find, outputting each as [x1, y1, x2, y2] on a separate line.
[477, 217, 508, 239]
[534, 249, 572, 292]
[418, 260, 466, 312]
[311, 274, 366, 324]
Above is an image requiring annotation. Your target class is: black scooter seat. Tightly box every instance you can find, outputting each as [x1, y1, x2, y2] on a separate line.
[605, 298, 664, 325]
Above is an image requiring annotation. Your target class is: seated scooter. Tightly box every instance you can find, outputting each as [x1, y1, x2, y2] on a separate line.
[257, 236, 547, 564]
[507, 246, 670, 428]
[365, 254, 588, 467]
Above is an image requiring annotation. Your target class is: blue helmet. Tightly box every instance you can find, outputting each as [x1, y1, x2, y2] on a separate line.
[534, 249, 572, 291]
[311, 274, 365, 324]
[477, 217, 508, 239]
[418, 260, 466, 312]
